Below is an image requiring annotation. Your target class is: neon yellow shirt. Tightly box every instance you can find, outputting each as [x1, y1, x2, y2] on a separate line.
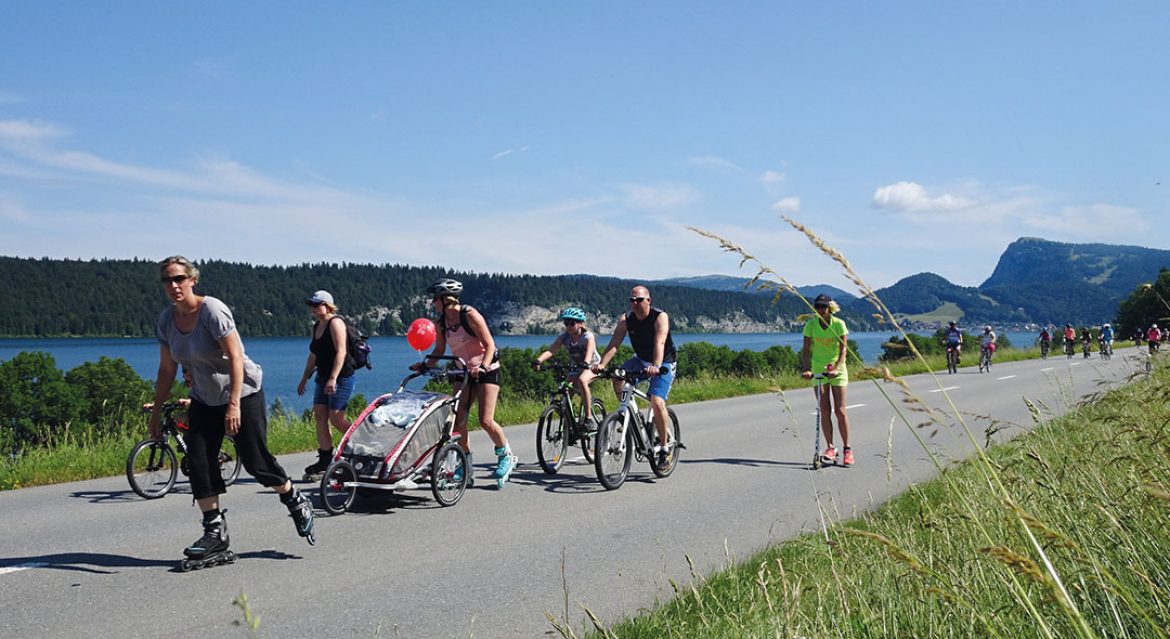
[803, 315, 849, 385]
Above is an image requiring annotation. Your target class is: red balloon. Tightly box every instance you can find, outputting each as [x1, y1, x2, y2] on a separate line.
[406, 318, 436, 351]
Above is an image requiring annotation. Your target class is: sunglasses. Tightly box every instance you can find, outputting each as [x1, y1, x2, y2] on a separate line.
[306, 301, 325, 308]
[629, 297, 648, 303]
[814, 304, 829, 309]
[160, 274, 191, 285]
[563, 320, 579, 326]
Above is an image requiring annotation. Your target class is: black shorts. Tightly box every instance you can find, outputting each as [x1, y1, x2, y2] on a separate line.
[458, 366, 501, 389]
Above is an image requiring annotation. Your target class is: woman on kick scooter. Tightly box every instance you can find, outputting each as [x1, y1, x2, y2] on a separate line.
[799, 294, 853, 467]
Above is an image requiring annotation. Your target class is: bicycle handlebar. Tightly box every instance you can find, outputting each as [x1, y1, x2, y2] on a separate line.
[141, 401, 187, 415]
[593, 364, 671, 381]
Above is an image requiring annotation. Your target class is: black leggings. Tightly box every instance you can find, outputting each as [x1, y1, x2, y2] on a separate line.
[187, 390, 290, 499]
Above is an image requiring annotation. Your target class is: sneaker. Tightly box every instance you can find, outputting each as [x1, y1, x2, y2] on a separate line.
[582, 416, 598, 433]
[821, 446, 837, 464]
[494, 446, 518, 483]
[842, 448, 855, 467]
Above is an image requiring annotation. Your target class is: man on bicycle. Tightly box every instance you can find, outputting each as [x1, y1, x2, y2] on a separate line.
[595, 285, 677, 466]
[943, 321, 963, 362]
[1064, 324, 1077, 356]
[1148, 324, 1162, 355]
[1039, 326, 1052, 356]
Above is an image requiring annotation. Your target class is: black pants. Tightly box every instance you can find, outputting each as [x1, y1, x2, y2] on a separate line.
[187, 389, 289, 499]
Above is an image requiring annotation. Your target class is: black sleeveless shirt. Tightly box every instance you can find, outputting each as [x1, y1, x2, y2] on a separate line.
[310, 316, 355, 379]
[626, 308, 676, 364]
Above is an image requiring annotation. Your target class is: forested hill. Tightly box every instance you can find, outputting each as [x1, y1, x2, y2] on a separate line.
[980, 238, 1170, 324]
[0, 257, 873, 338]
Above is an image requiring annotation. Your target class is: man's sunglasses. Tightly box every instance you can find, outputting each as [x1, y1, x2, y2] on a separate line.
[629, 296, 648, 303]
[160, 274, 191, 285]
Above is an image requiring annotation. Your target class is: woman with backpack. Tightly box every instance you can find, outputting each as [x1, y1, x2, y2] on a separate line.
[411, 278, 518, 489]
[297, 289, 356, 480]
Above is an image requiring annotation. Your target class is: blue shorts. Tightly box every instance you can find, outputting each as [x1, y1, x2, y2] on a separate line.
[313, 374, 355, 411]
[620, 357, 675, 400]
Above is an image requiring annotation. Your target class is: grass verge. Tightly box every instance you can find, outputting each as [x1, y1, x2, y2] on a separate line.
[565, 361, 1168, 638]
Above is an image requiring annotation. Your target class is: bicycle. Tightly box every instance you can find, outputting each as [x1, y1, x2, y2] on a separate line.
[592, 367, 684, 490]
[127, 402, 242, 499]
[534, 362, 607, 474]
[1040, 339, 1050, 359]
[1099, 339, 1113, 361]
[1064, 339, 1075, 359]
[978, 345, 993, 373]
[944, 343, 959, 374]
[1082, 339, 1092, 359]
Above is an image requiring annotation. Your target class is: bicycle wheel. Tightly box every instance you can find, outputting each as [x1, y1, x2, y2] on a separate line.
[594, 411, 632, 490]
[219, 436, 242, 486]
[320, 460, 358, 515]
[946, 351, 957, 374]
[581, 399, 607, 464]
[650, 408, 682, 478]
[536, 404, 569, 474]
[431, 442, 468, 507]
[126, 439, 178, 499]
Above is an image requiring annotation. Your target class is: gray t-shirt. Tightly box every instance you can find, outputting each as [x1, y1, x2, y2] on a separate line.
[156, 296, 263, 406]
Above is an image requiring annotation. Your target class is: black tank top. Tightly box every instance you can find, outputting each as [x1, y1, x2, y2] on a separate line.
[310, 316, 355, 379]
[626, 308, 676, 364]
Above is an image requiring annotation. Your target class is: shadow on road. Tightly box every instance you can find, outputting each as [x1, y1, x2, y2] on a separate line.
[1, 549, 305, 575]
[682, 457, 809, 469]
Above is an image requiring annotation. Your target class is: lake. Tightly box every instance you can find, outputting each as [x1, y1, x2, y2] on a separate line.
[1, 330, 1039, 413]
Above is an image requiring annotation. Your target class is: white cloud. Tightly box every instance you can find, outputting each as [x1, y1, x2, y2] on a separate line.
[618, 182, 700, 212]
[760, 170, 786, 186]
[689, 155, 742, 171]
[770, 196, 800, 214]
[0, 119, 68, 143]
[491, 146, 529, 161]
[872, 181, 976, 213]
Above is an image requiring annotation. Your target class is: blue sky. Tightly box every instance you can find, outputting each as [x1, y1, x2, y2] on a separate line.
[1, 2, 1167, 291]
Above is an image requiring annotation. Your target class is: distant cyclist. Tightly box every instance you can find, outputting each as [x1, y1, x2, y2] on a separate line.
[1080, 327, 1093, 358]
[1148, 324, 1162, 355]
[1038, 326, 1052, 357]
[1064, 324, 1077, 357]
[1100, 323, 1114, 356]
[943, 321, 963, 362]
[533, 307, 601, 426]
[979, 325, 997, 362]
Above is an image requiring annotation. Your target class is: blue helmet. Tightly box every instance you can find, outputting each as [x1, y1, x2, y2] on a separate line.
[560, 307, 586, 322]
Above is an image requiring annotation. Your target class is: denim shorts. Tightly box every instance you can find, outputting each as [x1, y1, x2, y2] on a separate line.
[313, 374, 355, 411]
[620, 357, 675, 400]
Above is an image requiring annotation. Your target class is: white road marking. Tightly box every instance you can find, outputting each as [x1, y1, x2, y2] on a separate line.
[997, 375, 1017, 380]
[1070, 362, 1081, 367]
[845, 403, 866, 410]
[931, 386, 960, 393]
[1041, 367, 1055, 372]
[0, 563, 46, 576]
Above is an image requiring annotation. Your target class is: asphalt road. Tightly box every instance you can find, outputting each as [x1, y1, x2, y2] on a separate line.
[0, 348, 1145, 638]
